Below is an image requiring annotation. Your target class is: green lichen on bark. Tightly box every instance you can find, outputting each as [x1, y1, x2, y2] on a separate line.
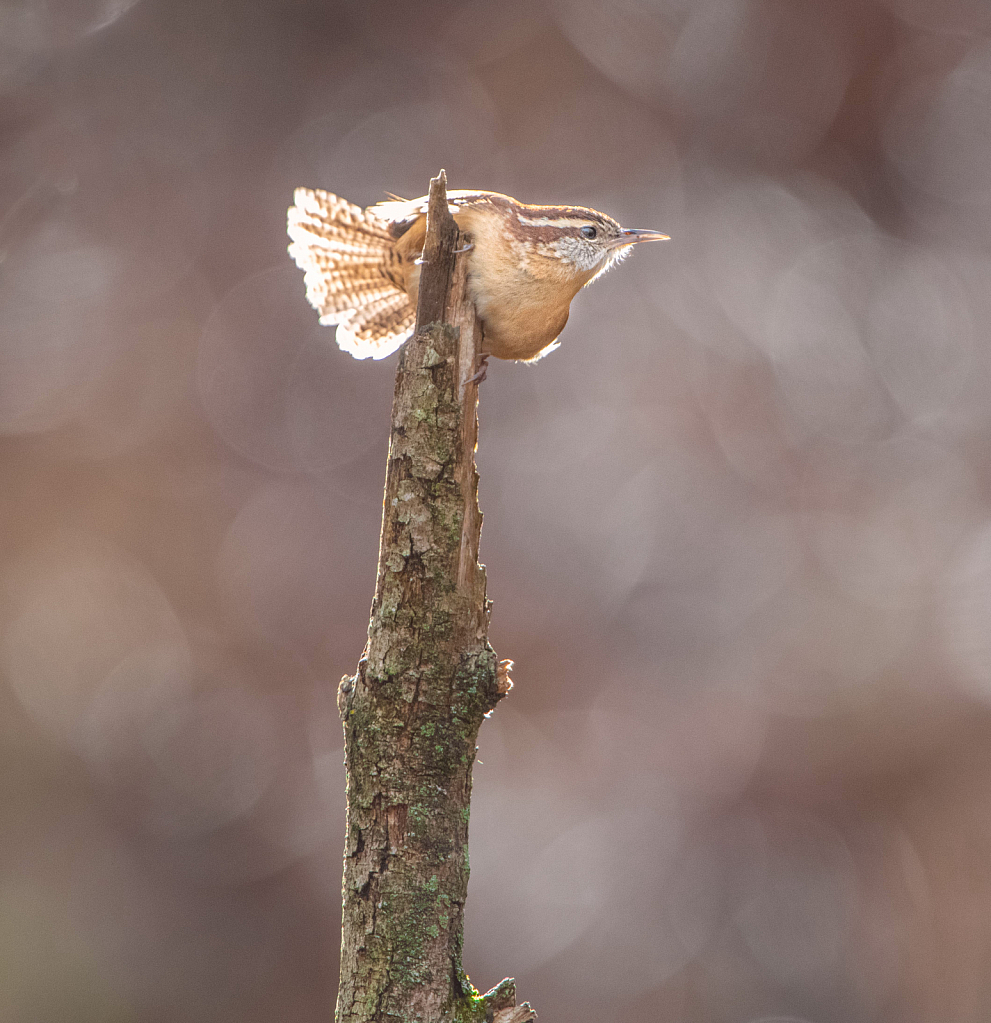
[334, 173, 526, 1023]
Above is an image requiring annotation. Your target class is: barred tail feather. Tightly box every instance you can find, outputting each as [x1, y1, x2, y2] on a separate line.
[337, 293, 416, 361]
[287, 187, 415, 360]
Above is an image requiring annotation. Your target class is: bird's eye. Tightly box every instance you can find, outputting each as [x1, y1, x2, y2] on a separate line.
[581, 225, 597, 239]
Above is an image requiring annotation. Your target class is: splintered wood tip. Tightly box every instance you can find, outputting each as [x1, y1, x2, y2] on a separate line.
[426, 170, 451, 228]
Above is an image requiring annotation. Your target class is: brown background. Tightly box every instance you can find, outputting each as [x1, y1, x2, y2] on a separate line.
[4, 1, 991, 1021]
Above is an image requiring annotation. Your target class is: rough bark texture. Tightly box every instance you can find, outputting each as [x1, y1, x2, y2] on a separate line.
[335, 172, 533, 1023]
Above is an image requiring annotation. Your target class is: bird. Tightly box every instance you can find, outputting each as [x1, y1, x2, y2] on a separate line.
[286, 187, 669, 365]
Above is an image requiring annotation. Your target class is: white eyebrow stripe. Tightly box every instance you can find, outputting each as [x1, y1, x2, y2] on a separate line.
[515, 214, 587, 228]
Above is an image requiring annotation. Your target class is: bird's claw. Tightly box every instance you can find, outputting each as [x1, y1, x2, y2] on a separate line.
[467, 354, 489, 385]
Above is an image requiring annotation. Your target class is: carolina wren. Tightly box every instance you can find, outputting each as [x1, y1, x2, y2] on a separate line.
[287, 188, 669, 363]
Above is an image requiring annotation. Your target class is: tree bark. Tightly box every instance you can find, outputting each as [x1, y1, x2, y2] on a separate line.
[335, 171, 534, 1023]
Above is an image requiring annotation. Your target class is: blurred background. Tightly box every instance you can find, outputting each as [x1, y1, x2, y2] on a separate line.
[4, 0, 991, 1020]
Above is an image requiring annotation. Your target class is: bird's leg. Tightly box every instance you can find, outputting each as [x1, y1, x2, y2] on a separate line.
[418, 237, 471, 264]
[467, 353, 489, 385]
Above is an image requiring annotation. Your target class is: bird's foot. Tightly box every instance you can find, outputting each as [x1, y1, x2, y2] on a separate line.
[467, 353, 489, 385]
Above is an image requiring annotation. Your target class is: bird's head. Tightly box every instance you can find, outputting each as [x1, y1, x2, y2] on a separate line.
[506, 202, 669, 286]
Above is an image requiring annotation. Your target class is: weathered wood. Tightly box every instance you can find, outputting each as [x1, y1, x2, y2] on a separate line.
[335, 171, 532, 1023]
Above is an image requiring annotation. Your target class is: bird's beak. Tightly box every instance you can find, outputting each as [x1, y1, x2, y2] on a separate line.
[612, 228, 671, 248]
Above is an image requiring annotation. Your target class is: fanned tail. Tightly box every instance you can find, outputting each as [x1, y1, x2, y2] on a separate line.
[287, 188, 415, 360]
